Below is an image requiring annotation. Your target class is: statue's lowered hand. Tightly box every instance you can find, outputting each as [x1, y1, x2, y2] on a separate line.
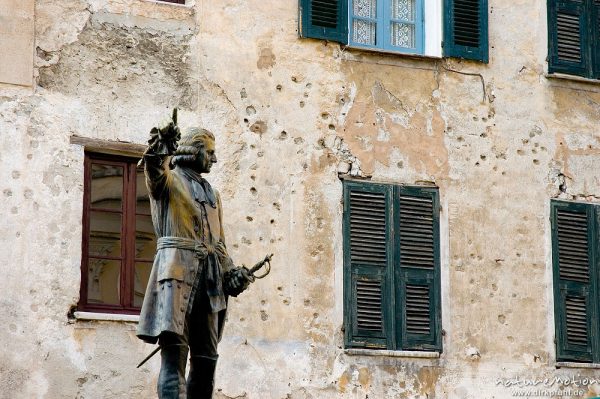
[223, 266, 255, 297]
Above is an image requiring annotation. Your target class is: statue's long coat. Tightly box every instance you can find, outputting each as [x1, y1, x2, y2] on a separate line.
[136, 155, 234, 344]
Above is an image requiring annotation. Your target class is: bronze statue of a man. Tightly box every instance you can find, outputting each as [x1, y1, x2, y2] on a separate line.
[136, 112, 255, 398]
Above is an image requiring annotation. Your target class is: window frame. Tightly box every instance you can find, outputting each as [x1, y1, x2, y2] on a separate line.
[342, 179, 442, 352]
[348, 0, 426, 54]
[300, 0, 488, 61]
[79, 152, 153, 315]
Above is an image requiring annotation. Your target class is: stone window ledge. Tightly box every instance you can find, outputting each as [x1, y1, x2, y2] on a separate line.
[74, 311, 140, 323]
[555, 361, 600, 369]
[344, 348, 440, 359]
[143, 0, 193, 8]
[545, 73, 600, 93]
[546, 72, 600, 85]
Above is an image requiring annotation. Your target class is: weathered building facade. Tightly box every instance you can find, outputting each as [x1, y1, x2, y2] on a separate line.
[2, 0, 600, 397]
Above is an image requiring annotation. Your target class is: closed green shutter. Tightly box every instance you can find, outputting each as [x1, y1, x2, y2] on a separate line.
[593, 0, 600, 78]
[299, 0, 348, 44]
[548, 0, 590, 77]
[551, 201, 598, 362]
[343, 181, 394, 349]
[443, 0, 489, 62]
[396, 187, 442, 351]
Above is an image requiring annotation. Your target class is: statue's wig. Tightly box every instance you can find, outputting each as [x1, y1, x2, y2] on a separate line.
[171, 127, 215, 167]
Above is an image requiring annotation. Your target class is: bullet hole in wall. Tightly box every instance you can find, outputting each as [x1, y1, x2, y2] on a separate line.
[250, 187, 257, 195]
[299, 101, 305, 108]
[276, 84, 282, 91]
[279, 131, 287, 140]
[246, 106, 256, 115]
[240, 88, 247, 99]
[260, 310, 269, 321]
[246, 216, 253, 222]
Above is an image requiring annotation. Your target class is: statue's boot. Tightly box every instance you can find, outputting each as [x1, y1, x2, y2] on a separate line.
[157, 343, 188, 399]
[187, 355, 218, 399]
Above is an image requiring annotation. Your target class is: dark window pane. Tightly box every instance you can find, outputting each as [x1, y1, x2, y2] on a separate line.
[136, 169, 151, 214]
[91, 163, 124, 210]
[87, 258, 121, 305]
[89, 211, 122, 257]
[135, 214, 156, 260]
[134, 262, 153, 307]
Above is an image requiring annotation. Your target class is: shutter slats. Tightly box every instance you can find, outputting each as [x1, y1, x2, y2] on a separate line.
[565, 295, 589, 347]
[356, 279, 383, 332]
[557, 11, 583, 62]
[311, 0, 339, 28]
[400, 195, 435, 270]
[556, 209, 590, 283]
[350, 190, 387, 265]
[405, 284, 431, 335]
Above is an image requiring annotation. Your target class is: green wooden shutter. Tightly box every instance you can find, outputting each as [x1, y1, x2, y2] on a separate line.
[592, 0, 600, 78]
[396, 187, 442, 351]
[551, 200, 597, 362]
[299, 0, 348, 44]
[443, 0, 489, 62]
[548, 0, 590, 77]
[343, 181, 394, 349]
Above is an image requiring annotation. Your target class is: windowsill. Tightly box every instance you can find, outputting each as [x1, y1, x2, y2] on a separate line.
[74, 311, 140, 323]
[344, 348, 440, 358]
[545, 73, 600, 86]
[556, 361, 600, 369]
[141, 0, 192, 8]
[345, 44, 442, 60]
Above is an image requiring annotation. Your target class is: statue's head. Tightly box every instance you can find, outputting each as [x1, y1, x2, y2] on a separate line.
[171, 127, 217, 174]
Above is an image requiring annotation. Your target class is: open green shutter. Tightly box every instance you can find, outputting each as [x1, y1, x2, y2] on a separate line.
[396, 187, 442, 351]
[548, 0, 590, 77]
[551, 201, 596, 362]
[443, 0, 489, 62]
[343, 181, 394, 349]
[300, 0, 348, 43]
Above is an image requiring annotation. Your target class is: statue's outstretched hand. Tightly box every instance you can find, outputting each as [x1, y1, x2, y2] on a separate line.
[223, 266, 255, 297]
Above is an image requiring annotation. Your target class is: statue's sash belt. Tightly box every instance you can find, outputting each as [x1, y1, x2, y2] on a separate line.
[156, 236, 226, 313]
[156, 236, 223, 258]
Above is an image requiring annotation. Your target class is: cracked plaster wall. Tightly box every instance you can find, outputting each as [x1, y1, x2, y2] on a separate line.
[2, 0, 600, 398]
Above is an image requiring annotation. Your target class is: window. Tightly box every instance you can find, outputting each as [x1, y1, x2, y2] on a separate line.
[343, 180, 442, 351]
[547, 0, 600, 79]
[551, 200, 600, 362]
[79, 153, 155, 314]
[300, 0, 488, 62]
